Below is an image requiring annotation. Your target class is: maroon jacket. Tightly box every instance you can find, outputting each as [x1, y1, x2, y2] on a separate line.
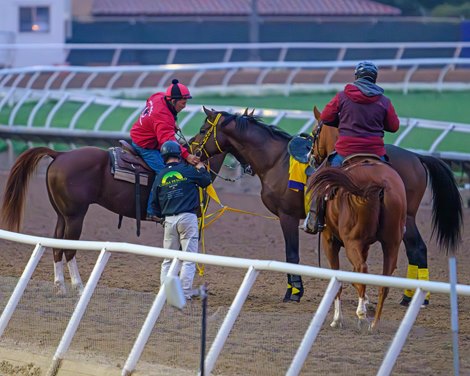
[321, 81, 399, 157]
[130, 92, 189, 159]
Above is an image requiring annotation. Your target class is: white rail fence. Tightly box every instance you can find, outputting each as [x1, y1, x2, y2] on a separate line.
[2, 58, 470, 96]
[0, 229, 468, 375]
[0, 89, 469, 163]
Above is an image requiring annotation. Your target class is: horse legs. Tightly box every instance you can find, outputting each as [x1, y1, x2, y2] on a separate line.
[323, 232, 343, 328]
[53, 216, 67, 295]
[372, 241, 400, 330]
[53, 214, 86, 295]
[343, 240, 369, 323]
[279, 214, 303, 303]
[401, 216, 430, 306]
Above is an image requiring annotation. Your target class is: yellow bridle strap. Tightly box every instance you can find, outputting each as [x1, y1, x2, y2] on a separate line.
[207, 112, 222, 126]
[195, 113, 224, 156]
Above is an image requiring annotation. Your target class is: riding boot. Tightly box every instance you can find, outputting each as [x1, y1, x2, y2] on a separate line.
[301, 198, 325, 235]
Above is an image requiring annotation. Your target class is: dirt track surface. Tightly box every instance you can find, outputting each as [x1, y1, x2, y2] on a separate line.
[0, 162, 469, 375]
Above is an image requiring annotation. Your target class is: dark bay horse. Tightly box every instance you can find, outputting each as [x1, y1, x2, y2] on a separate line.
[191, 107, 463, 303]
[0, 145, 228, 294]
[308, 159, 407, 329]
[310, 107, 463, 304]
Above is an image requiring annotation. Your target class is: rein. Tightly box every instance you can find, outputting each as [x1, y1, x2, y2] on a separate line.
[310, 120, 326, 167]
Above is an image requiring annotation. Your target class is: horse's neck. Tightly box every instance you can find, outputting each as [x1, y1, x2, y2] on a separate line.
[229, 135, 287, 174]
[322, 126, 338, 155]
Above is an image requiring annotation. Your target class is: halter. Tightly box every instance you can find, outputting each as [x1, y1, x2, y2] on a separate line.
[191, 112, 224, 159]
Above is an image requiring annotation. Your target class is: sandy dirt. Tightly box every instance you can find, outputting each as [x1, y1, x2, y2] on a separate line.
[0, 160, 469, 375]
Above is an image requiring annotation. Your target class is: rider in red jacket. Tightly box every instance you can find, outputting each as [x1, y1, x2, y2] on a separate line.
[130, 79, 200, 220]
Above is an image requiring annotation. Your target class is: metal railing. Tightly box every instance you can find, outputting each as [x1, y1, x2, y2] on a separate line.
[0, 229, 467, 375]
[2, 57, 470, 96]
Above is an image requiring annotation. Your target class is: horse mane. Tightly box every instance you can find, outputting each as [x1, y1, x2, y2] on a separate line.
[220, 111, 292, 141]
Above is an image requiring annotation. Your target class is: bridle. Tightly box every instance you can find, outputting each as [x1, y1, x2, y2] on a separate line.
[310, 120, 326, 167]
[191, 112, 225, 159]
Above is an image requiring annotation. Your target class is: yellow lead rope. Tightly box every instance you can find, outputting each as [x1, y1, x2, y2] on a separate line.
[196, 184, 278, 276]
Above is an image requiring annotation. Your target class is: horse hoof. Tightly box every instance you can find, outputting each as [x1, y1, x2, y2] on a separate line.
[421, 299, 430, 308]
[289, 294, 302, 303]
[54, 282, 66, 296]
[399, 295, 411, 307]
[330, 321, 342, 329]
[73, 283, 84, 295]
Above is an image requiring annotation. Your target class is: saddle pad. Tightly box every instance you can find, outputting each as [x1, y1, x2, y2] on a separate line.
[288, 136, 313, 163]
[114, 168, 149, 186]
[288, 156, 313, 215]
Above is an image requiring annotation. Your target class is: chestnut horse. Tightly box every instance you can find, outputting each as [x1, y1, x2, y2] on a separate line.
[308, 160, 407, 329]
[310, 107, 463, 304]
[0, 145, 228, 294]
[191, 107, 462, 303]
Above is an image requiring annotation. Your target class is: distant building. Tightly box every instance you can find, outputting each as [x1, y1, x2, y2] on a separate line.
[0, 0, 71, 67]
[90, 0, 401, 17]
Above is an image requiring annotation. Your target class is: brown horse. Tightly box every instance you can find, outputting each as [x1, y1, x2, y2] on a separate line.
[0, 145, 228, 294]
[310, 106, 463, 304]
[192, 107, 462, 303]
[308, 159, 407, 329]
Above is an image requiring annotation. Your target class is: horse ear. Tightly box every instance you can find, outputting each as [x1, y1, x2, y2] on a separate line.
[249, 109, 255, 116]
[243, 108, 248, 116]
[313, 106, 321, 120]
[203, 106, 213, 117]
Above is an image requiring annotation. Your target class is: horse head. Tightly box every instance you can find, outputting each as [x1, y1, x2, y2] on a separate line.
[190, 107, 235, 161]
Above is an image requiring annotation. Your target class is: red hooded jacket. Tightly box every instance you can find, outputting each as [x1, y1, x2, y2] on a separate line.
[321, 82, 399, 157]
[130, 92, 189, 159]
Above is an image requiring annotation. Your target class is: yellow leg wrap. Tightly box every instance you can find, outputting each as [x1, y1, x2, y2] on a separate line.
[292, 287, 301, 295]
[404, 264, 418, 298]
[287, 283, 292, 289]
[418, 268, 431, 301]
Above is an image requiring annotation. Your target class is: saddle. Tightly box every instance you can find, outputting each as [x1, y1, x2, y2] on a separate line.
[342, 153, 383, 165]
[109, 140, 154, 186]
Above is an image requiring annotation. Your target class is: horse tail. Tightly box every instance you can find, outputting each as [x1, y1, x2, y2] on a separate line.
[308, 167, 381, 200]
[1, 147, 59, 232]
[417, 154, 463, 254]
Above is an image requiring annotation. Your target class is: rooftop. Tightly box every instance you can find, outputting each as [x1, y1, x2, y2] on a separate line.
[92, 0, 401, 17]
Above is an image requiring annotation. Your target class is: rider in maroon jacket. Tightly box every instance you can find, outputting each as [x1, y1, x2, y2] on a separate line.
[321, 61, 399, 166]
[303, 61, 400, 234]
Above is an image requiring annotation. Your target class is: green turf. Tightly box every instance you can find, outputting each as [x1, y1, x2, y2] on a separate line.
[194, 91, 470, 124]
[1, 91, 469, 152]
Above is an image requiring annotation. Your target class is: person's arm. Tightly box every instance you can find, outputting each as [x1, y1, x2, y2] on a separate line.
[320, 93, 341, 127]
[384, 101, 400, 133]
[151, 180, 162, 217]
[189, 162, 212, 188]
[155, 118, 191, 159]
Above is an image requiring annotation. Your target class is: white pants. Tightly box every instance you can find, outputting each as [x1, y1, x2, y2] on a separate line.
[160, 213, 199, 297]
